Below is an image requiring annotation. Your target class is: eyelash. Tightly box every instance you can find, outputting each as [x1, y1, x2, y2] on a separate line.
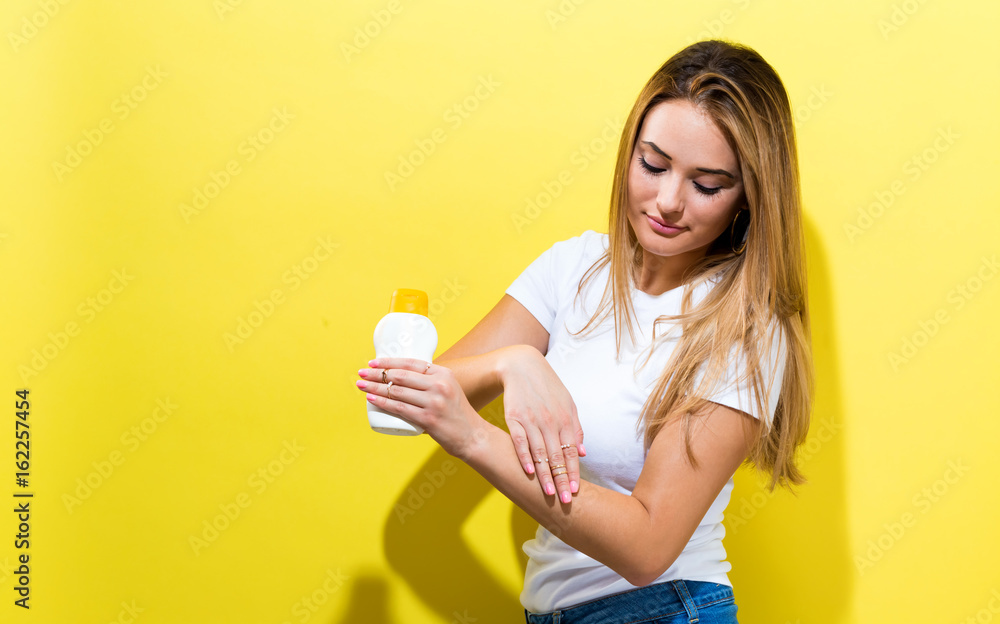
[637, 156, 722, 196]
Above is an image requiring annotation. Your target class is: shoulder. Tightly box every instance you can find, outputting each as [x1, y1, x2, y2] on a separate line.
[515, 230, 608, 281]
[550, 229, 607, 254]
[505, 230, 608, 331]
[543, 229, 607, 270]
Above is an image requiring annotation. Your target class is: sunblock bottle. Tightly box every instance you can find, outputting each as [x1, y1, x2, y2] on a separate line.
[367, 289, 438, 436]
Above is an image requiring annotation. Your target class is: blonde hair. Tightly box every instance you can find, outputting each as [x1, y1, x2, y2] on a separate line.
[572, 40, 813, 491]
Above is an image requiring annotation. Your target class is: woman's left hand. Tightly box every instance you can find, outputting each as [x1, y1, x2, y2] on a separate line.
[356, 357, 485, 458]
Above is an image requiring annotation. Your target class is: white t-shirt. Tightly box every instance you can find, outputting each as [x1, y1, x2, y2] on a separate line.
[504, 230, 787, 613]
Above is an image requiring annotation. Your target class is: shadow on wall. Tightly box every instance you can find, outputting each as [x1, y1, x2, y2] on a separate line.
[379, 399, 535, 624]
[725, 217, 852, 623]
[335, 574, 392, 624]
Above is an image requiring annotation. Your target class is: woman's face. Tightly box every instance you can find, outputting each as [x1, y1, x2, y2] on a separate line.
[626, 99, 745, 265]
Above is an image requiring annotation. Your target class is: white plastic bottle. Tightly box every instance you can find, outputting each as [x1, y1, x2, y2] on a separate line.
[367, 288, 438, 436]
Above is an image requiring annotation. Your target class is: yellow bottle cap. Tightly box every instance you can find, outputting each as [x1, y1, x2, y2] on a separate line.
[388, 289, 428, 316]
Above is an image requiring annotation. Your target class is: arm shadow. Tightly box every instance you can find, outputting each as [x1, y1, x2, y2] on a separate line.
[379, 399, 536, 624]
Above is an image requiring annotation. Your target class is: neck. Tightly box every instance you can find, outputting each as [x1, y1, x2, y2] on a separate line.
[634, 246, 708, 296]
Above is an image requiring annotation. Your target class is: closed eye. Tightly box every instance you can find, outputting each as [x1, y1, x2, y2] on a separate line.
[638, 155, 664, 174]
[694, 182, 722, 196]
[639, 156, 723, 196]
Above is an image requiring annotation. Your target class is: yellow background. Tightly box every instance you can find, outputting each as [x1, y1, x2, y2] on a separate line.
[1, 1, 998, 622]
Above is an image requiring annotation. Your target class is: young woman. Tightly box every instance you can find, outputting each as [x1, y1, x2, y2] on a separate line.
[356, 39, 813, 624]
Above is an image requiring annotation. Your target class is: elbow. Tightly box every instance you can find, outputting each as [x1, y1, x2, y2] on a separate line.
[623, 570, 664, 589]
[619, 550, 681, 588]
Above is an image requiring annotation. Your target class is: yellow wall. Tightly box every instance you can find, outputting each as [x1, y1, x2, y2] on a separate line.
[1, 1, 997, 622]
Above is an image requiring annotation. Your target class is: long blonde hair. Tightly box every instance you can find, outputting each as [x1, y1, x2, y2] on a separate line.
[572, 40, 813, 491]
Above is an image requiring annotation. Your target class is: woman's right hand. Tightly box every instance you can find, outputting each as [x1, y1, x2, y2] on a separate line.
[497, 345, 585, 504]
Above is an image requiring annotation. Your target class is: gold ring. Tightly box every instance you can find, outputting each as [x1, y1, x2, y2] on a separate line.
[552, 467, 568, 476]
[381, 369, 388, 384]
[534, 457, 548, 464]
[560, 444, 572, 450]
[424, 362, 431, 373]
[386, 381, 393, 399]
[551, 463, 566, 470]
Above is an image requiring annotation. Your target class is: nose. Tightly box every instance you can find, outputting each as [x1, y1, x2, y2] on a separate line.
[655, 171, 684, 215]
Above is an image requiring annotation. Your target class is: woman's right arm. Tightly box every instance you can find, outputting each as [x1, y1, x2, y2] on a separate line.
[432, 294, 585, 503]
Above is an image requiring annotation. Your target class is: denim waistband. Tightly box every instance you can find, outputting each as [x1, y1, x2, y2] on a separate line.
[524, 579, 735, 624]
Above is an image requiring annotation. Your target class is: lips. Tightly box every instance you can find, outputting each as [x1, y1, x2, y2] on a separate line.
[645, 214, 685, 235]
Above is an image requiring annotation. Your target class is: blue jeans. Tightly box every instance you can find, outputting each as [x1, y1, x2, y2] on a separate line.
[523, 580, 738, 624]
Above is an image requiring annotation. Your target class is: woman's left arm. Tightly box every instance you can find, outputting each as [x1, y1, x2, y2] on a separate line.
[357, 357, 760, 587]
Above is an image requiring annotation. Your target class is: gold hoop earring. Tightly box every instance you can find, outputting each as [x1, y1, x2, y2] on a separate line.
[730, 208, 749, 255]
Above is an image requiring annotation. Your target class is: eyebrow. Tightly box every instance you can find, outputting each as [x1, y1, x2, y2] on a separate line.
[641, 141, 736, 180]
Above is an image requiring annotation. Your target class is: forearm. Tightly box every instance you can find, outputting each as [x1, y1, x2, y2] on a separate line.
[458, 418, 670, 587]
[434, 345, 526, 411]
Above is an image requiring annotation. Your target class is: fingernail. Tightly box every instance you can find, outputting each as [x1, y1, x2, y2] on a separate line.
[355, 380, 366, 389]
[561, 491, 571, 504]
[366, 394, 376, 402]
[525, 464, 534, 474]
[545, 484, 555, 496]
[570, 480, 578, 493]
[579, 444, 586, 456]
[358, 369, 367, 378]
[369, 359, 379, 367]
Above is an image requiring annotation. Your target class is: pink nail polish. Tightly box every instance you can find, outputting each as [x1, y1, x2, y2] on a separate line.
[355, 380, 365, 388]
[525, 464, 534, 474]
[545, 484, 555, 496]
[366, 394, 376, 402]
[561, 492, 571, 504]
[369, 359, 379, 367]
[358, 369, 367, 378]
[570, 480, 578, 493]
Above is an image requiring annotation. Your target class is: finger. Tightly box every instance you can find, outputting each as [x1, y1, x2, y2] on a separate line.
[521, 425, 556, 497]
[507, 421, 536, 475]
[369, 358, 434, 374]
[555, 439, 581, 495]
[355, 376, 428, 410]
[364, 389, 424, 429]
[359, 365, 433, 394]
[568, 417, 585, 491]
[542, 430, 573, 505]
